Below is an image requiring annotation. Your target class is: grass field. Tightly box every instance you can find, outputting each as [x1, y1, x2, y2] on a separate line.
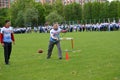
[0, 31, 120, 80]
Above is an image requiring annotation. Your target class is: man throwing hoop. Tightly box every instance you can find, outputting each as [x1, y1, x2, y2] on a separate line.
[47, 23, 67, 60]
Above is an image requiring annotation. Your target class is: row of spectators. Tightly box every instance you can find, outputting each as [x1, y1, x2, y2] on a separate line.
[13, 27, 32, 34]
[8, 22, 120, 34]
[71, 22, 120, 32]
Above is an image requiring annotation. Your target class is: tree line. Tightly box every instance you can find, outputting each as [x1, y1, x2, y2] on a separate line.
[0, 0, 120, 27]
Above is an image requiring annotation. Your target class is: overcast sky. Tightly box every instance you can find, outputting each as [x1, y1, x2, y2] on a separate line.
[108, 0, 113, 2]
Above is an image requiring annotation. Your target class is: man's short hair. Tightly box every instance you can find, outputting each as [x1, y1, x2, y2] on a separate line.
[5, 20, 10, 24]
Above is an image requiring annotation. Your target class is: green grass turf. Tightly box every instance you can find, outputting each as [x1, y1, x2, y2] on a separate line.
[0, 31, 120, 80]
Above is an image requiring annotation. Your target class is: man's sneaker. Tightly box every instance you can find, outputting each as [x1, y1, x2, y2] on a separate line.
[59, 57, 62, 60]
[47, 57, 51, 59]
[5, 62, 9, 65]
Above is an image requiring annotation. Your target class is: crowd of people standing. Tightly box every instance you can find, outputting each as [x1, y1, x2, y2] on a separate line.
[6, 22, 120, 34]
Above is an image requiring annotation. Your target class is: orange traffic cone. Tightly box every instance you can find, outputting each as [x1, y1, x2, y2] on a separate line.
[66, 52, 69, 60]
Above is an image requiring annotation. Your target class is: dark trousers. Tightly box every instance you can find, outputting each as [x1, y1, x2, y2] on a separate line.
[47, 41, 62, 58]
[4, 42, 12, 64]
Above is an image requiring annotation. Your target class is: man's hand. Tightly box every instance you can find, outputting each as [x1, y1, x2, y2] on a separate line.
[13, 41, 15, 45]
[61, 30, 68, 33]
[55, 38, 59, 41]
[1, 43, 4, 47]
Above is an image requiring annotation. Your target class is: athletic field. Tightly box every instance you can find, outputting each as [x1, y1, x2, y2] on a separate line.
[0, 31, 120, 80]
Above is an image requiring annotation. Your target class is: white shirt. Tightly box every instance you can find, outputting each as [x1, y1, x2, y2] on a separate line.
[50, 28, 62, 42]
[1, 27, 13, 42]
